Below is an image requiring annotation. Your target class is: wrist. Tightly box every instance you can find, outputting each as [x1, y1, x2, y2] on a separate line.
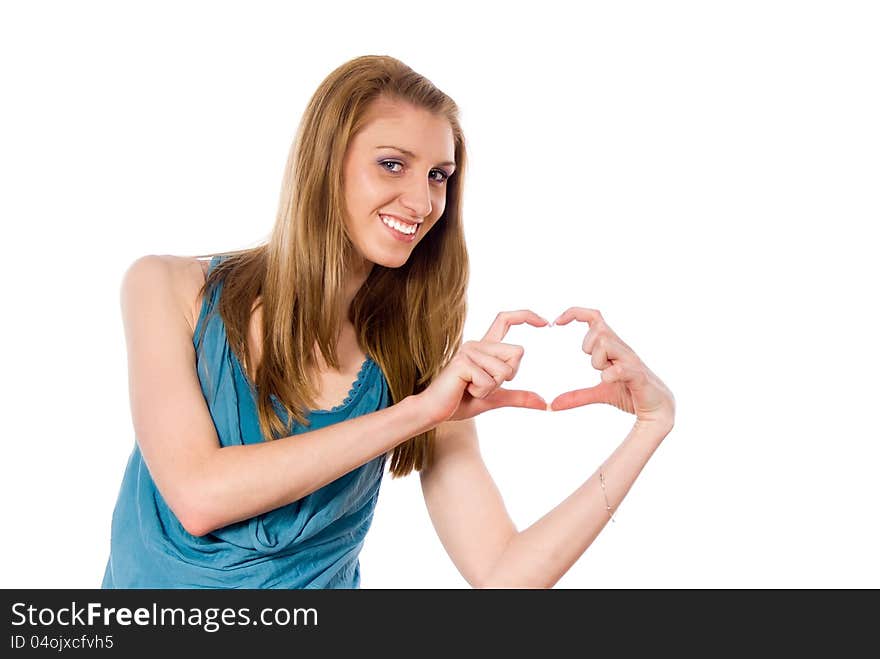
[398, 393, 444, 435]
[633, 417, 673, 442]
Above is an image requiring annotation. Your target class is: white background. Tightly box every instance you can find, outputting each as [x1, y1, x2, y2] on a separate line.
[1, 1, 877, 588]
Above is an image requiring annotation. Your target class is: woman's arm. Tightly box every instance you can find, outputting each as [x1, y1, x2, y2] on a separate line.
[420, 418, 669, 588]
[192, 397, 431, 536]
[485, 421, 669, 588]
[421, 306, 676, 588]
[122, 256, 435, 537]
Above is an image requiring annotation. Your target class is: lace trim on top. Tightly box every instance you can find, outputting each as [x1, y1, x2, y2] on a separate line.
[310, 356, 374, 415]
[230, 349, 374, 416]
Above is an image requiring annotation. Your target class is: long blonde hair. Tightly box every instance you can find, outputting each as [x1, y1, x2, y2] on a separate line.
[188, 55, 469, 477]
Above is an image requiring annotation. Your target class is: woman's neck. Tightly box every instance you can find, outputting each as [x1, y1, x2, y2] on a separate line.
[341, 255, 374, 320]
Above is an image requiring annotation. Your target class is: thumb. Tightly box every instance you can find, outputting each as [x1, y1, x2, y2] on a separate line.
[482, 387, 548, 412]
[549, 384, 612, 411]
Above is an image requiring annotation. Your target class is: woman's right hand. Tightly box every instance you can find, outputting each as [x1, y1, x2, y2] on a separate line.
[415, 310, 550, 425]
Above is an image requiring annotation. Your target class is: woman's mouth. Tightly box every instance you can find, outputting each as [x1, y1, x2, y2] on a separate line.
[378, 214, 419, 243]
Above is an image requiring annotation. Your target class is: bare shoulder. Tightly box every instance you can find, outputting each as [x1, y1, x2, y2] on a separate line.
[121, 255, 211, 335]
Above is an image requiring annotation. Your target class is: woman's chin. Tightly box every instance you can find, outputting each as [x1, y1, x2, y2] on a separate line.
[361, 245, 414, 269]
[373, 254, 410, 269]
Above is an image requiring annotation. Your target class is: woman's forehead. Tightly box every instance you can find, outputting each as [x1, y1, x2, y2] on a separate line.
[355, 103, 454, 161]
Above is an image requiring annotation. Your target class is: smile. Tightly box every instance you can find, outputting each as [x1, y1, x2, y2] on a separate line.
[379, 214, 419, 242]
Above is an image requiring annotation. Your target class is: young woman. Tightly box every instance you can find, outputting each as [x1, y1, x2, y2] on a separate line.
[102, 55, 675, 589]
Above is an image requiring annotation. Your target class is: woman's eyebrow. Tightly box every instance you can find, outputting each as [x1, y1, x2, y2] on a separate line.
[376, 145, 456, 168]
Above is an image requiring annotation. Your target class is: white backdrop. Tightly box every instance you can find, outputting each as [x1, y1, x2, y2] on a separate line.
[1, 0, 877, 588]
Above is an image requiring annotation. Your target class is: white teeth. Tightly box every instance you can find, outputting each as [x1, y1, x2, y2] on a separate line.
[380, 215, 417, 235]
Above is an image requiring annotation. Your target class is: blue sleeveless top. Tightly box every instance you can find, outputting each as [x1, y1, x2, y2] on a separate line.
[102, 255, 390, 588]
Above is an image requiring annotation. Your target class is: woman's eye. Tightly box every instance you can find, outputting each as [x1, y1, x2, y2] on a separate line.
[380, 160, 448, 184]
[381, 160, 403, 173]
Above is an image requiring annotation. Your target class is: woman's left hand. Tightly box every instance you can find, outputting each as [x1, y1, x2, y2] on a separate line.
[549, 307, 676, 431]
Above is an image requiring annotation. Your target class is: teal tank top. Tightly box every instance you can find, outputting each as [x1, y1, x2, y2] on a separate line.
[102, 255, 390, 588]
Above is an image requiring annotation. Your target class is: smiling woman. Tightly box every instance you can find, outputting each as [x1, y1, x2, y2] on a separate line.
[101, 53, 675, 590]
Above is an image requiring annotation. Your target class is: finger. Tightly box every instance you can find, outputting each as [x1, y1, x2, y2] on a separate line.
[580, 316, 614, 354]
[581, 323, 637, 369]
[562, 308, 639, 357]
[601, 363, 648, 389]
[582, 324, 599, 354]
[467, 341, 525, 370]
[466, 348, 515, 385]
[482, 310, 550, 343]
[481, 387, 547, 412]
[591, 340, 611, 370]
[460, 355, 500, 399]
[553, 307, 603, 328]
[549, 384, 611, 411]
[584, 324, 634, 357]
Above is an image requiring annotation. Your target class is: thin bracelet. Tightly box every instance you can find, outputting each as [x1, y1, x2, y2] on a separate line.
[599, 470, 616, 523]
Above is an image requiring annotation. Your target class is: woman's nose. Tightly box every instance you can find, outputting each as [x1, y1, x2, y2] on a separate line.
[398, 176, 432, 219]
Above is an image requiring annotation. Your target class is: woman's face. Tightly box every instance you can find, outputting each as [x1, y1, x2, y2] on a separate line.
[342, 96, 456, 269]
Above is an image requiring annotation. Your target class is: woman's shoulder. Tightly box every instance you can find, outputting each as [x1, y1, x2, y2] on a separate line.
[125, 254, 211, 335]
[175, 255, 212, 336]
